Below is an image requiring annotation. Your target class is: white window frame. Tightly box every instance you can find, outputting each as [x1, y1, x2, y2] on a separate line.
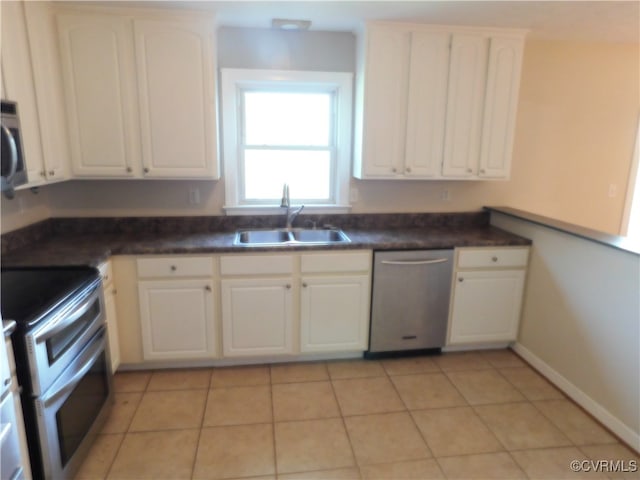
[221, 68, 353, 215]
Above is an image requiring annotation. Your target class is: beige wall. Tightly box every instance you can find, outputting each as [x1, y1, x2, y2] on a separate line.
[492, 212, 640, 451]
[2, 37, 638, 234]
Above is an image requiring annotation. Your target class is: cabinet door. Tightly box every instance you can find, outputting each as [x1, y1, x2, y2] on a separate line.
[57, 12, 138, 177]
[359, 26, 410, 178]
[449, 269, 525, 345]
[23, 2, 70, 183]
[134, 18, 218, 179]
[404, 31, 450, 178]
[1, 1, 46, 186]
[479, 36, 524, 179]
[138, 279, 216, 360]
[300, 275, 370, 353]
[442, 34, 488, 178]
[221, 278, 293, 356]
[104, 286, 120, 372]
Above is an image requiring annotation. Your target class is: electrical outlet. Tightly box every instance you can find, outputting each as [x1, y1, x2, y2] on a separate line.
[188, 187, 201, 205]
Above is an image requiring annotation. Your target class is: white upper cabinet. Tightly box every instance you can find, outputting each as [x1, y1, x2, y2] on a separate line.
[442, 34, 489, 178]
[356, 26, 410, 177]
[134, 19, 218, 178]
[479, 36, 525, 179]
[56, 7, 219, 180]
[1, 1, 69, 187]
[354, 22, 525, 181]
[57, 12, 138, 178]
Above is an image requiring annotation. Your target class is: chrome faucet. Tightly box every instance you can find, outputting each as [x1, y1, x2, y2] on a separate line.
[280, 183, 304, 229]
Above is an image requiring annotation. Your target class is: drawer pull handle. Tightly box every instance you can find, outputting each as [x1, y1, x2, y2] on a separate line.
[402, 335, 417, 340]
[170, 265, 177, 271]
[205, 285, 211, 292]
[491, 256, 498, 262]
[286, 284, 291, 289]
[458, 277, 464, 282]
[302, 282, 308, 288]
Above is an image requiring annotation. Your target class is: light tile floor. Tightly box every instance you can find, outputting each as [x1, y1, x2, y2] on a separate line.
[75, 349, 639, 480]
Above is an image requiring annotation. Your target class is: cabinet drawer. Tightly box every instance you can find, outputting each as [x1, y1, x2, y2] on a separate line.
[98, 261, 114, 286]
[220, 255, 293, 276]
[301, 251, 371, 273]
[137, 257, 212, 278]
[457, 247, 529, 269]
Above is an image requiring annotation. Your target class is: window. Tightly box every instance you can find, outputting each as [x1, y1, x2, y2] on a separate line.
[221, 69, 353, 214]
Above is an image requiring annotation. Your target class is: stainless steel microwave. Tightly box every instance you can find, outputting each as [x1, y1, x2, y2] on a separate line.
[1, 100, 28, 198]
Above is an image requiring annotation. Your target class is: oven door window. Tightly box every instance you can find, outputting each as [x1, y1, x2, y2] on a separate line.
[47, 296, 100, 364]
[55, 349, 108, 467]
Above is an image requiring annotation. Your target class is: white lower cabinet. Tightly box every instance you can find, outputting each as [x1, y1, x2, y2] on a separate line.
[221, 278, 293, 357]
[220, 251, 372, 358]
[99, 261, 120, 372]
[136, 256, 216, 361]
[448, 247, 529, 345]
[300, 275, 370, 352]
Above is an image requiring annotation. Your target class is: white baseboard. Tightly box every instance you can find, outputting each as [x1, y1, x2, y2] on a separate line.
[512, 342, 640, 453]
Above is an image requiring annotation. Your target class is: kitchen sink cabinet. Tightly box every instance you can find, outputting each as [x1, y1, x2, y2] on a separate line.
[300, 252, 371, 353]
[354, 22, 525, 181]
[221, 278, 294, 357]
[448, 247, 529, 345]
[220, 251, 372, 357]
[136, 256, 217, 361]
[56, 7, 219, 180]
[220, 254, 295, 357]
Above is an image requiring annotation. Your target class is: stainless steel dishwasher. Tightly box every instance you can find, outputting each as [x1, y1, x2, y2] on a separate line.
[367, 250, 454, 356]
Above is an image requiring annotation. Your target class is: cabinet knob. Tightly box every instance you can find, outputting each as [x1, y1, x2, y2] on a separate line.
[466, 168, 473, 173]
[391, 167, 397, 173]
[491, 256, 498, 262]
[144, 167, 150, 174]
[286, 284, 291, 289]
[126, 167, 133, 173]
[112, 288, 117, 295]
[480, 169, 486, 174]
[49, 170, 55, 176]
[170, 265, 177, 271]
[458, 277, 464, 282]
[302, 282, 308, 288]
[205, 285, 211, 292]
[406, 167, 412, 173]
[40, 170, 46, 177]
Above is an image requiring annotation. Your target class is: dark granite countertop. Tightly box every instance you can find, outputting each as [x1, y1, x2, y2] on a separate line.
[1, 213, 531, 268]
[487, 206, 640, 256]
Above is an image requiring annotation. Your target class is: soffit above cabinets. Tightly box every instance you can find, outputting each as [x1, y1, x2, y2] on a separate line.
[70, 1, 639, 44]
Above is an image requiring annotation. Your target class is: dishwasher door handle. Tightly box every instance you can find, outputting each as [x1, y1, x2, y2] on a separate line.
[381, 258, 449, 266]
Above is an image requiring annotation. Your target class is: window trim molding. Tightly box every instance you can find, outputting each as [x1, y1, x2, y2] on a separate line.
[220, 68, 353, 214]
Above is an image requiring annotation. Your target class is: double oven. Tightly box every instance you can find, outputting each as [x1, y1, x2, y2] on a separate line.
[1, 266, 113, 479]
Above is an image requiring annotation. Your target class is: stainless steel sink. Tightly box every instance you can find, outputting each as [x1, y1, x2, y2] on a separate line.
[236, 230, 292, 245]
[234, 228, 350, 246]
[291, 229, 350, 243]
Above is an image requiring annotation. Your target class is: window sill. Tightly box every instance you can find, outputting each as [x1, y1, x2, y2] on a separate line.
[223, 205, 352, 216]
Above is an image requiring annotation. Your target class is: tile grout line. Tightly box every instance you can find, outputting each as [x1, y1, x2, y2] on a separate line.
[269, 364, 279, 478]
[188, 369, 214, 479]
[327, 365, 361, 478]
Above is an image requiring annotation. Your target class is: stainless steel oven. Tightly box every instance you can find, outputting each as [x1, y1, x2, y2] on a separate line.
[1, 266, 114, 480]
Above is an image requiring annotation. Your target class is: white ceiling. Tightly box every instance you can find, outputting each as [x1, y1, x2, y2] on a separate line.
[148, 1, 640, 43]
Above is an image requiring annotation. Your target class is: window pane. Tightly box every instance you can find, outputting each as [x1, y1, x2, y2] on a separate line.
[244, 92, 332, 146]
[244, 149, 331, 201]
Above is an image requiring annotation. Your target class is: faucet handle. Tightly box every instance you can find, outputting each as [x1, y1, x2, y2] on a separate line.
[280, 183, 289, 208]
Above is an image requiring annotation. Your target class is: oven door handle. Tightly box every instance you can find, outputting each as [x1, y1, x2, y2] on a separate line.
[34, 288, 99, 344]
[42, 328, 106, 408]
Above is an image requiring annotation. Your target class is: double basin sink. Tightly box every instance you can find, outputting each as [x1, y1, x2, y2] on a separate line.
[235, 228, 350, 247]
